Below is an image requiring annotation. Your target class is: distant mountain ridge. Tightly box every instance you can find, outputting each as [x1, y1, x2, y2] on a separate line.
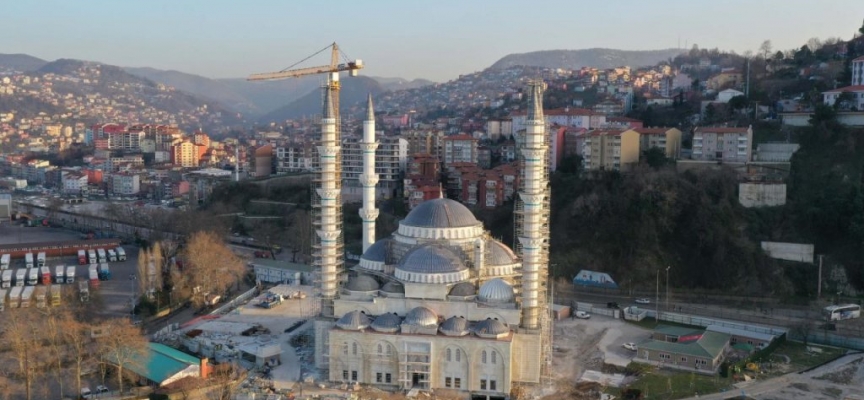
[0, 53, 47, 72]
[491, 48, 684, 70]
[257, 76, 386, 123]
[369, 76, 435, 91]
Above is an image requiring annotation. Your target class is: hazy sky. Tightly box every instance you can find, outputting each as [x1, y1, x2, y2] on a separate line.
[4, 1, 864, 81]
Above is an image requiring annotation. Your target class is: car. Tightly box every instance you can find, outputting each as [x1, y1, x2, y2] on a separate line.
[623, 343, 638, 351]
[607, 302, 620, 309]
[574, 311, 591, 319]
[635, 298, 651, 304]
[96, 385, 109, 393]
[80, 387, 92, 399]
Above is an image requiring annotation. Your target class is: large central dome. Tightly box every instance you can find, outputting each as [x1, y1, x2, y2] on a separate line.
[394, 244, 471, 284]
[401, 198, 480, 228]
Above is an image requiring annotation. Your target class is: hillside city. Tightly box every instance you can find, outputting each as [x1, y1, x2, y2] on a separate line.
[2, 17, 864, 400]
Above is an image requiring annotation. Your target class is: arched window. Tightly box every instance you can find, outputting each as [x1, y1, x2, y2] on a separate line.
[352, 342, 358, 355]
[446, 348, 452, 362]
[456, 349, 461, 362]
[386, 345, 392, 356]
[482, 350, 487, 364]
[377, 344, 383, 354]
[492, 351, 497, 364]
[342, 342, 348, 355]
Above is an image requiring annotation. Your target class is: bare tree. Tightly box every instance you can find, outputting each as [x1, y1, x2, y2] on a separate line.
[182, 230, 246, 308]
[759, 40, 773, 60]
[60, 313, 94, 399]
[137, 249, 150, 295]
[43, 308, 69, 398]
[96, 319, 147, 395]
[6, 309, 43, 400]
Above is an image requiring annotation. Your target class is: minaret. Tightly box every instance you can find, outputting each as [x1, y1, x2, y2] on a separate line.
[358, 94, 379, 253]
[517, 80, 549, 330]
[314, 85, 342, 314]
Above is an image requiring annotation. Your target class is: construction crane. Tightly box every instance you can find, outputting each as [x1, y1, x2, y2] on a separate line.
[247, 42, 363, 125]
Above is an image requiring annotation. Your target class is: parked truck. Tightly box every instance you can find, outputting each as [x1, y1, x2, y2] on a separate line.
[108, 249, 117, 262]
[15, 268, 26, 287]
[256, 293, 285, 309]
[8, 286, 22, 308]
[55, 265, 65, 284]
[1, 253, 10, 269]
[98, 263, 111, 281]
[37, 252, 46, 268]
[35, 286, 47, 308]
[27, 268, 38, 286]
[40, 266, 52, 285]
[49, 284, 61, 306]
[88, 266, 100, 289]
[97, 248, 107, 263]
[1, 269, 11, 288]
[87, 249, 97, 264]
[0, 288, 6, 311]
[66, 266, 76, 284]
[78, 281, 89, 302]
[77, 249, 87, 265]
[20, 286, 34, 308]
[25, 253, 34, 268]
[116, 247, 127, 261]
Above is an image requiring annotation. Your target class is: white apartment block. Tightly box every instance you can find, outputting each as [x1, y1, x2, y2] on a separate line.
[853, 56, 864, 86]
[111, 173, 140, 195]
[691, 126, 753, 163]
[61, 171, 88, 195]
[275, 145, 315, 173]
[341, 136, 408, 201]
[443, 135, 478, 166]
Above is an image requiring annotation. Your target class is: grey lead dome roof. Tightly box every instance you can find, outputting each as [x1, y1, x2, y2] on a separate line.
[478, 278, 515, 303]
[371, 313, 402, 333]
[401, 198, 479, 228]
[449, 282, 476, 296]
[380, 281, 405, 294]
[403, 306, 438, 327]
[345, 275, 380, 292]
[474, 318, 509, 337]
[487, 239, 519, 265]
[361, 238, 389, 262]
[336, 310, 371, 331]
[398, 244, 466, 274]
[439, 316, 470, 337]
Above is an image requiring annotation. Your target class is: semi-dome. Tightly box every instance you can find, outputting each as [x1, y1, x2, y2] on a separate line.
[361, 238, 390, 263]
[478, 278, 515, 303]
[474, 318, 509, 338]
[487, 239, 518, 265]
[401, 198, 480, 228]
[380, 281, 405, 294]
[345, 275, 379, 292]
[336, 310, 371, 331]
[449, 282, 476, 297]
[398, 245, 466, 274]
[371, 313, 402, 333]
[439, 316, 470, 337]
[403, 306, 438, 327]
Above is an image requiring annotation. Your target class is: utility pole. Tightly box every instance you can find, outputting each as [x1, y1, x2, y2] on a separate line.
[817, 255, 823, 299]
[655, 270, 660, 324]
[665, 266, 671, 312]
[746, 58, 751, 98]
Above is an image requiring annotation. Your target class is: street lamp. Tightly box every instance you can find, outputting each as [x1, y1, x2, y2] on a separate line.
[129, 274, 137, 320]
[665, 266, 671, 312]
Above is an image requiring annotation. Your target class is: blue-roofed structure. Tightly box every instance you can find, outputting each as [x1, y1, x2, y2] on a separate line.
[572, 269, 618, 289]
[108, 343, 202, 387]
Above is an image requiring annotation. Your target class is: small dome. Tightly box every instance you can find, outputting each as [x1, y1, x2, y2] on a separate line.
[449, 282, 476, 297]
[439, 316, 470, 337]
[478, 278, 515, 303]
[336, 310, 371, 331]
[381, 281, 405, 294]
[345, 275, 379, 292]
[361, 238, 390, 263]
[403, 306, 438, 327]
[371, 313, 402, 333]
[401, 198, 479, 228]
[487, 239, 518, 265]
[398, 244, 466, 274]
[474, 318, 509, 338]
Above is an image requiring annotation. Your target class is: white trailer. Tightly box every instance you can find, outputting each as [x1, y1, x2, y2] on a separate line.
[37, 252, 46, 268]
[55, 265, 65, 284]
[66, 266, 76, 284]
[0, 254, 10, 269]
[15, 269, 26, 287]
[8, 286, 22, 308]
[27, 268, 38, 286]
[35, 286, 47, 308]
[116, 247, 127, 261]
[0, 288, 6, 311]
[107, 249, 117, 262]
[1, 269, 11, 288]
[20, 286, 34, 308]
[97, 248, 107, 263]
[25, 253, 34, 268]
[87, 250, 97, 264]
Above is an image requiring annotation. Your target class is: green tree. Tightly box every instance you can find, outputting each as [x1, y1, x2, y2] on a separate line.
[558, 154, 583, 174]
[728, 95, 748, 111]
[859, 18, 864, 36]
[643, 147, 668, 169]
[809, 103, 838, 127]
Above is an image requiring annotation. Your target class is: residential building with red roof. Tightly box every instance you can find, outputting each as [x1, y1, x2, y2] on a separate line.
[443, 134, 478, 166]
[634, 127, 683, 159]
[691, 126, 753, 163]
[581, 129, 641, 171]
[823, 85, 864, 110]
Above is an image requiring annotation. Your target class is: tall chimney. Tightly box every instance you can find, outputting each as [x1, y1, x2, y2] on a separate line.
[358, 94, 379, 253]
[517, 80, 549, 330]
[234, 146, 240, 182]
[314, 85, 342, 312]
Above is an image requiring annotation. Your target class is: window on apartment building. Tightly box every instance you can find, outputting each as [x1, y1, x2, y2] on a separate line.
[376, 372, 382, 383]
[445, 377, 452, 388]
[454, 377, 461, 388]
[386, 373, 392, 383]
[351, 370, 358, 381]
[343, 370, 349, 380]
[490, 380, 497, 391]
[480, 379, 487, 390]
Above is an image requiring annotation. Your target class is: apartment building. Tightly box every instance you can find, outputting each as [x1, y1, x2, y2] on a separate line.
[341, 136, 408, 202]
[111, 172, 140, 195]
[443, 134, 478, 166]
[691, 126, 753, 163]
[581, 129, 641, 171]
[170, 141, 204, 168]
[275, 143, 315, 173]
[402, 130, 445, 160]
[634, 127, 683, 159]
[510, 107, 606, 132]
[61, 170, 88, 195]
[450, 163, 519, 209]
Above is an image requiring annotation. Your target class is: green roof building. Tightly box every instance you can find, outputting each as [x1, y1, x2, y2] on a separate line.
[108, 343, 204, 387]
[635, 330, 730, 374]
